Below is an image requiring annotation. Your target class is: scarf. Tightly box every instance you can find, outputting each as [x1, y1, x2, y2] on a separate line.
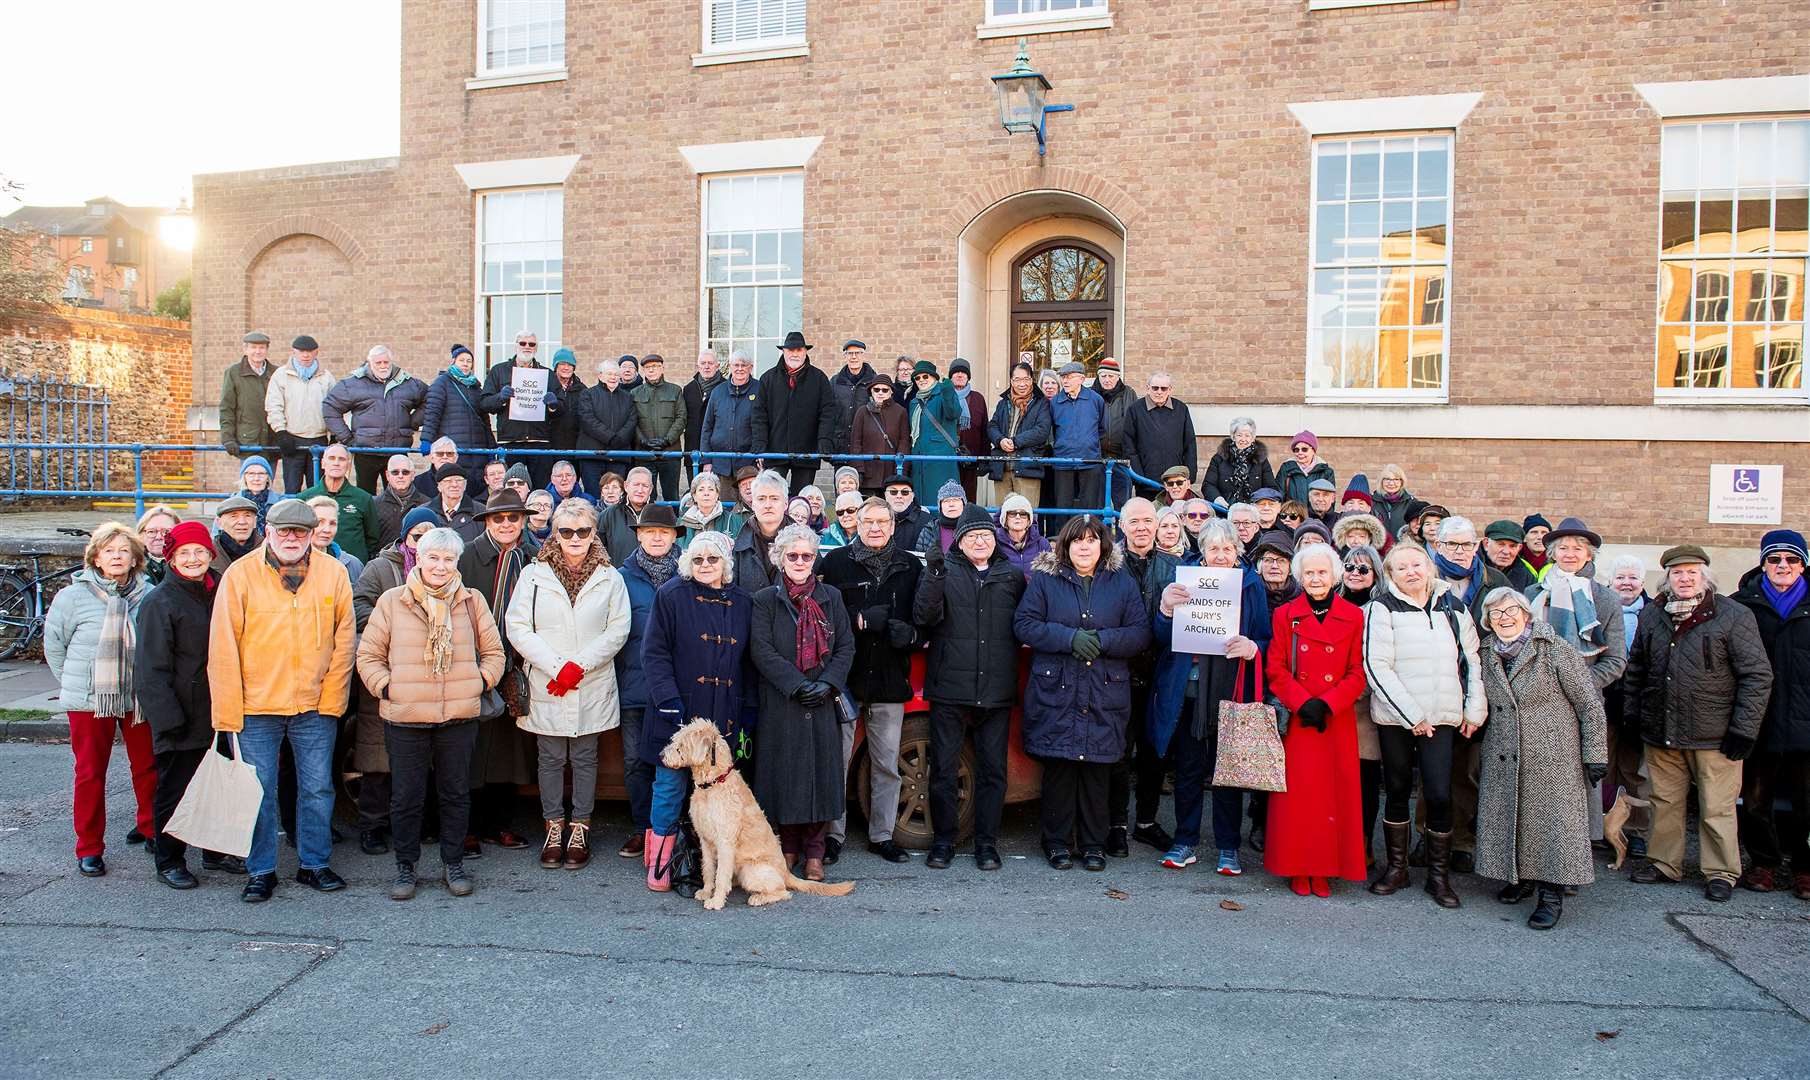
[265, 546, 310, 594]
[216, 529, 261, 563]
[541, 539, 607, 602]
[1227, 442, 1262, 500]
[630, 547, 679, 589]
[1266, 577, 1302, 609]
[241, 487, 272, 528]
[852, 537, 893, 580]
[290, 356, 319, 380]
[84, 575, 138, 719]
[401, 541, 419, 577]
[1492, 628, 1532, 659]
[789, 576, 831, 673]
[1764, 574, 1809, 620]
[487, 537, 528, 637]
[405, 567, 461, 676]
[1537, 566, 1605, 658]
[447, 363, 481, 388]
[1433, 551, 1486, 603]
[1521, 549, 1549, 573]
[1340, 584, 1373, 606]
[1664, 592, 1704, 622]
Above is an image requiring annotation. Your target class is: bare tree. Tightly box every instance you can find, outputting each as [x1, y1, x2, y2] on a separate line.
[0, 175, 68, 314]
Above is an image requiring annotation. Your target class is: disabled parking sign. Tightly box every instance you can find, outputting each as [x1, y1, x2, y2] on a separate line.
[1708, 464, 1783, 525]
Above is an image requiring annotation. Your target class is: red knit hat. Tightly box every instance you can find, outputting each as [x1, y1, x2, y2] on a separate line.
[165, 520, 216, 558]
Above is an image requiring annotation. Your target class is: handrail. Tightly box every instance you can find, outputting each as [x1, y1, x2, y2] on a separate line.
[0, 441, 1162, 520]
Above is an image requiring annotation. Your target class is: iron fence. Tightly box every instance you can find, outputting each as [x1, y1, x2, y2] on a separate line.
[0, 374, 110, 496]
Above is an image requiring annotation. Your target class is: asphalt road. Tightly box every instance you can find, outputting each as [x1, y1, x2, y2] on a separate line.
[1, 740, 1806, 1079]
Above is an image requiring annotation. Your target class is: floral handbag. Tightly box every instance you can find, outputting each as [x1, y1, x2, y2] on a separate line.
[1212, 659, 1288, 793]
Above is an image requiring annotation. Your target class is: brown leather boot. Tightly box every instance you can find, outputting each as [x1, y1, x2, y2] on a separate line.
[539, 819, 566, 869]
[563, 819, 591, 870]
[1423, 829, 1461, 909]
[1369, 819, 1411, 895]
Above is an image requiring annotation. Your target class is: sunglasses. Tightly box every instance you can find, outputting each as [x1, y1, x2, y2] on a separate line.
[837, 508, 859, 516]
[387, 468, 411, 476]
[1344, 563, 1373, 574]
[692, 554, 723, 566]
[1766, 554, 1805, 566]
[784, 551, 816, 564]
[487, 513, 524, 524]
[517, 341, 537, 347]
[1149, 385, 1171, 391]
[1185, 512, 1212, 520]
[1280, 513, 1303, 523]
[507, 479, 530, 488]
[871, 386, 892, 394]
[1165, 478, 1188, 486]
[555, 527, 594, 540]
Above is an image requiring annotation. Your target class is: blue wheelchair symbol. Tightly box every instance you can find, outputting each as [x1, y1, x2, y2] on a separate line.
[1732, 469, 1761, 493]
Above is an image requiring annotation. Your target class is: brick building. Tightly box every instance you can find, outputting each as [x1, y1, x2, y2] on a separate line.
[192, 0, 1809, 547]
[4, 197, 190, 312]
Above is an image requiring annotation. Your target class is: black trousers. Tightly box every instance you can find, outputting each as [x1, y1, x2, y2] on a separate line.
[1038, 757, 1111, 853]
[1049, 467, 1103, 518]
[1379, 724, 1455, 832]
[645, 456, 683, 502]
[152, 747, 214, 871]
[928, 703, 1010, 847]
[1110, 689, 1166, 828]
[772, 462, 817, 496]
[352, 451, 388, 494]
[386, 720, 478, 866]
[577, 454, 624, 498]
[356, 770, 392, 833]
[620, 707, 652, 832]
[502, 443, 554, 487]
[278, 436, 327, 493]
[1360, 757, 1383, 855]
[1738, 749, 1810, 870]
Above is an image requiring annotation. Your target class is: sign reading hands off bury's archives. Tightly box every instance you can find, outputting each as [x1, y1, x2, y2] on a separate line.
[1171, 567, 1241, 656]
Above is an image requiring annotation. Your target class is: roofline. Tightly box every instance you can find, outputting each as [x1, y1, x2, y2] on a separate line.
[193, 156, 401, 186]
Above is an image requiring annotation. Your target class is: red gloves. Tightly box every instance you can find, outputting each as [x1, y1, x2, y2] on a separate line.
[545, 661, 585, 697]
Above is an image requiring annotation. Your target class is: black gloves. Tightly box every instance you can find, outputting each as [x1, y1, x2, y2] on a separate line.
[1070, 628, 1102, 661]
[276, 430, 296, 453]
[1718, 732, 1756, 762]
[1585, 763, 1608, 786]
[1297, 698, 1331, 733]
[860, 605, 890, 631]
[646, 438, 666, 451]
[925, 543, 945, 571]
[223, 443, 240, 458]
[792, 681, 831, 707]
[887, 618, 916, 649]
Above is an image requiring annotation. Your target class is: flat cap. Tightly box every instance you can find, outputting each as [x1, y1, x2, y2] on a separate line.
[290, 334, 319, 351]
[242, 331, 271, 345]
[265, 498, 319, 531]
[1659, 544, 1710, 569]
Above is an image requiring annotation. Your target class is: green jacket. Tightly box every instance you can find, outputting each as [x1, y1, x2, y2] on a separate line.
[631, 379, 686, 449]
[218, 356, 275, 454]
[297, 477, 381, 563]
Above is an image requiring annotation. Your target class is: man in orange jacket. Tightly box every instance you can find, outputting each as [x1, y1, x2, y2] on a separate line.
[209, 497, 356, 903]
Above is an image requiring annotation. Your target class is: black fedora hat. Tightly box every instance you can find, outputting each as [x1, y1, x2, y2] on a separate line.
[633, 504, 680, 531]
[474, 490, 529, 518]
[778, 331, 812, 351]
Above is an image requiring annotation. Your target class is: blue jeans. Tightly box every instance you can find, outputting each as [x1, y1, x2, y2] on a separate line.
[240, 712, 337, 876]
[650, 764, 687, 837]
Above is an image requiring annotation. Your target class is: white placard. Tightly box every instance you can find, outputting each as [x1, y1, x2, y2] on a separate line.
[1170, 566, 1242, 656]
[1708, 464, 1783, 525]
[509, 366, 548, 422]
[1049, 338, 1073, 367]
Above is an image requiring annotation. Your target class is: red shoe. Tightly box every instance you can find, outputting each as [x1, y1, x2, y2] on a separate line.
[491, 829, 527, 850]
[1289, 875, 1311, 896]
[1739, 866, 1776, 893]
[646, 832, 675, 892]
[1311, 876, 1331, 898]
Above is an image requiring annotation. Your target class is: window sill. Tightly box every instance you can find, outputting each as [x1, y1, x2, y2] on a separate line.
[1308, 0, 1444, 10]
[692, 43, 810, 68]
[976, 13, 1113, 39]
[1306, 390, 1449, 405]
[466, 68, 567, 91]
[1652, 388, 1810, 406]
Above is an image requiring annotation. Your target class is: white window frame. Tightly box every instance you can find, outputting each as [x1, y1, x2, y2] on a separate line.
[1653, 116, 1809, 403]
[694, 0, 810, 67]
[1304, 130, 1457, 404]
[977, 0, 1112, 39]
[80, 238, 92, 253]
[473, 186, 565, 376]
[697, 170, 804, 373]
[470, 0, 567, 89]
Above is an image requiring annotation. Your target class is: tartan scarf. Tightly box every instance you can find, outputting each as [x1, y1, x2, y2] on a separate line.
[265, 545, 310, 594]
[84, 575, 138, 719]
[788, 577, 831, 673]
[405, 567, 461, 676]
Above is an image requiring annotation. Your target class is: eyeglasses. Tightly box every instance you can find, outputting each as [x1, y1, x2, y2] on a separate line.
[887, 489, 913, 498]
[1343, 563, 1373, 574]
[1765, 554, 1804, 567]
[1148, 385, 1171, 392]
[1165, 478, 1188, 487]
[1279, 513, 1303, 523]
[273, 526, 311, 538]
[141, 526, 172, 536]
[555, 527, 594, 540]
[692, 554, 723, 566]
[837, 508, 859, 517]
[784, 551, 816, 564]
[387, 468, 411, 476]
[1185, 511, 1212, 520]
[487, 513, 524, 524]
[1487, 608, 1525, 622]
[1436, 541, 1479, 552]
[871, 386, 891, 395]
[517, 340, 537, 348]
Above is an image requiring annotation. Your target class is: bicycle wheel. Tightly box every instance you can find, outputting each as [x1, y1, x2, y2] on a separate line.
[0, 572, 34, 662]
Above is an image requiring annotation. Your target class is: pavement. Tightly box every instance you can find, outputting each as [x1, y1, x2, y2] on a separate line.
[1, 740, 1807, 1079]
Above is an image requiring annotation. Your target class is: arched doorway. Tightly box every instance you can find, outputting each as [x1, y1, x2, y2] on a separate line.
[1010, 239, 1114, 376]
[955, 190, 1126, 396]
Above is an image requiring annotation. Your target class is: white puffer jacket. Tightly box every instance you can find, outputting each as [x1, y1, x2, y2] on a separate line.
[505, 556, 631, 738]
[1362, 578, 1486, 730]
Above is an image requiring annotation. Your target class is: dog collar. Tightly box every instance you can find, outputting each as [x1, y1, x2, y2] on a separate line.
[697, 767, 734, 789]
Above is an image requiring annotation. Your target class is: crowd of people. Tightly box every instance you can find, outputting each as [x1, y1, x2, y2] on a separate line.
[35, 329, 1806, 927]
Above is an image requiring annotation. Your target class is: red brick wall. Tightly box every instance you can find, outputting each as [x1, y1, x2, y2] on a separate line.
[191, 0, 1810, 541]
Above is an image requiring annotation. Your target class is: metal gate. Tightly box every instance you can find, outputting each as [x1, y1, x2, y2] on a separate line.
[0, 373, 111, 498]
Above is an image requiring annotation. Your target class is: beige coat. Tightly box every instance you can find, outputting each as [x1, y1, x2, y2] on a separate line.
[356, 583, 506, 726]
[264, 360, 334, 439]
[504, 558, 632, 737]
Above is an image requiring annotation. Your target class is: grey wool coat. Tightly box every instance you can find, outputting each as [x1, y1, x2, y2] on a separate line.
[747, 582, 856, 827]
[1475, 623, 1609, 887]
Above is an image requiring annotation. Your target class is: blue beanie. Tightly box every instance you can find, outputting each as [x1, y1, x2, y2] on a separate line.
[239, 454, 272, 480]
[400, 506, 445, 541]
[1344, 472, 1372, 498]
[1760, 528, 1807, 562]
[553, 347, 576, 366]
[1522, 513, 1552, 533]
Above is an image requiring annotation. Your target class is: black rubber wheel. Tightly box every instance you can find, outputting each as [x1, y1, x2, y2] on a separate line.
[0, 573, 36, 662]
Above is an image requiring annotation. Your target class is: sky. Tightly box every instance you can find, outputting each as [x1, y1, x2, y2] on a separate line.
[0, 1, 400, 212]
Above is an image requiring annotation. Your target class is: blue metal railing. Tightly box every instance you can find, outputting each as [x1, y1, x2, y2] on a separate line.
[0, 442, 1162, 520]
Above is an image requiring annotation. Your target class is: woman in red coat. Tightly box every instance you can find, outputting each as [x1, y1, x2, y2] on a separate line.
[1264, 543, 1369, 896]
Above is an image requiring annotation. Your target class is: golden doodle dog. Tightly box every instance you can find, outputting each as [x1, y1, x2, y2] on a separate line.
[661, 718, 856, 910]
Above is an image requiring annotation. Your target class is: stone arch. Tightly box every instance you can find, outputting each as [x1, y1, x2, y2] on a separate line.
[237, 214, 367, 272]
[947, 166, 1145, 237]
[245, 235, 358, 361]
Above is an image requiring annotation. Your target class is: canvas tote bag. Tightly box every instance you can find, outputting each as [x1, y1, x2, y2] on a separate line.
[1212, 659, 1288, 793]
[165, 734, 265, 857]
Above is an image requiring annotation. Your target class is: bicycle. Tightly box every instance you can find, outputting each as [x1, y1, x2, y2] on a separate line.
[0, 527, 93, 661]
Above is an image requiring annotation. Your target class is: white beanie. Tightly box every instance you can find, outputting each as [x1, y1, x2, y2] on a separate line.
[999, 493, 1035, 518]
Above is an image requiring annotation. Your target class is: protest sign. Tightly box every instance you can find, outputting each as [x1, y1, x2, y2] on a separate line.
[1171, 566, 1242, 656]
